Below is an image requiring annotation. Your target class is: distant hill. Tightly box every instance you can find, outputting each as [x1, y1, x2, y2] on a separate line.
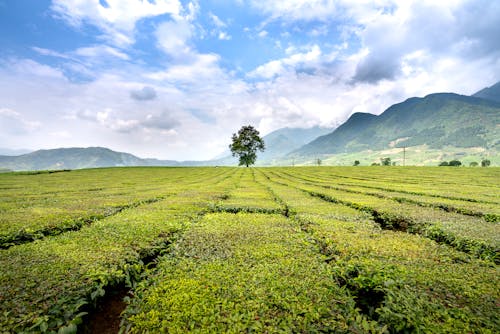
[293, 93, 500, 157]
[0, 147, 181, 171]
[257, 126, 334, 163]
[214, 126, 334, 165]
[473, 81, 500, 103]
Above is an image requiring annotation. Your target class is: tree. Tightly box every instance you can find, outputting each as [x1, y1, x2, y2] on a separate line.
[439, 161, 449, 166]
[353, 160, 360, 166]
[469, 161, 478, 167]
[481, 159, 491, 167]
[380, 157, 391, 166]
[448, 160, 462, 166]
[229, 125, 265, 167]
[316, 158, 322, 166]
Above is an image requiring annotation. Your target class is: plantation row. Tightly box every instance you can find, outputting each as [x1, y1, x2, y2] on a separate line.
[0, 167, 498, 333]
[0, 168, 241, 332]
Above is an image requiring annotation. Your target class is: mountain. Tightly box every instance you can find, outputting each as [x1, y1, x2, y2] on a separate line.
[473, 81, 500, 103]
[213, 126, 334, 165]
[293, 93, 500, 157]
[0, 147, 180, 171]
[257, 126, 334, 163]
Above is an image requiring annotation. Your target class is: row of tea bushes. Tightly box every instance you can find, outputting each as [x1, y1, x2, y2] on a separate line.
[0, 169, 238, 333]
[260, 170, 499, 333]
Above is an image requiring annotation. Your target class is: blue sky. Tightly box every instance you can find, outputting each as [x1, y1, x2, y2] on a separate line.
[1, 0, 499, 160]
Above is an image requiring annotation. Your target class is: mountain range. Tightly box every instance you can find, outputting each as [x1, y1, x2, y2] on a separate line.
[293, 93, 499, 156]
[1, 81, 498, 170]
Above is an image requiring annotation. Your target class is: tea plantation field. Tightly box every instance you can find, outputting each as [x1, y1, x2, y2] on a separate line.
[0, 167, 498, 333]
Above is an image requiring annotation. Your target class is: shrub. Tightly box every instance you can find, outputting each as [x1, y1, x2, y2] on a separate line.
[481, 159, 491, 167]
[448, 160, 462, 167]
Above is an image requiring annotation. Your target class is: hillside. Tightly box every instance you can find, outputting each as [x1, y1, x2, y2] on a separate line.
[473, 81, 500, 103]
[293, 93, 500, 158]
[0, 147, 180, 171]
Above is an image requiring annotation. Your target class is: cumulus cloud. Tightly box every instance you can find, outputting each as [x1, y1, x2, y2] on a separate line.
[51, 0, 182, 47]
[249, 45, 321, 78]
[155, 19, 193, 57]
[0, 108, 41, 135]
[2, 0, 500, 161]
[351, 1, 500, 84]
[142, 112, 180, 130]
[247, 0, 341, 21]
[130, 86, 157, 101]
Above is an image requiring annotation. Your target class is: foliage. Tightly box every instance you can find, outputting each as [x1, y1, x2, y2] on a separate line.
[121, 213, 379, 333]
[353, 160, 360, 166]
[439, 161, 449, 166]
[1, 166, 498, 333]
[469, 161, 478, 167]
[482, 159, 491, 167]
[449, 159, 462, 166]
[0, 168, 238, 332]
[380, 157, 391, 166]
[229, 125, 265, 167]
[259, 169, 499, 333]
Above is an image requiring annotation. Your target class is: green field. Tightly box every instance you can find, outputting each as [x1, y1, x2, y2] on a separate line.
[0, 167, 499, 333]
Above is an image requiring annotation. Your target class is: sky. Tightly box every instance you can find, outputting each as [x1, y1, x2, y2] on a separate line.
[0, 0, 499, 160]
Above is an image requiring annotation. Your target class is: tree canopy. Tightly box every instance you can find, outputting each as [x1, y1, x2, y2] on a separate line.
[229, 125, 265, 167]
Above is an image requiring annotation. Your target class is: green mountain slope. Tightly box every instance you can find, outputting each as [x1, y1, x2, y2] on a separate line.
[293, 93, 500, 157]
[473, 81, 500, 103]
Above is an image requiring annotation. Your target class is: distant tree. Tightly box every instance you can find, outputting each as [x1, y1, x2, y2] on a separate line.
[439, 161, 449, 166]
[481, 159, 491, 167]
[448, 160, 462, 166]
[380, 157, 391, 166]
[229, 125, 265, 167]
[469, 161, 478, 167]
[392, 162, 397, 166]
[371, 162, 380, 166]
[353, 160, 360, 166]
[316, 158, 322, 166]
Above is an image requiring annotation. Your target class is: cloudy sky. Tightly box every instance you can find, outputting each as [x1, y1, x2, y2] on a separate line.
[1, 0, 499, 160]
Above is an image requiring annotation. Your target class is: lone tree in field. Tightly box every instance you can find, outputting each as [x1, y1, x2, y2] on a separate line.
[229, 125, 265, 167]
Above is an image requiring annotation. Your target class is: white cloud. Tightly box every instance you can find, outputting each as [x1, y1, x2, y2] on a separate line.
[2, 0, 500, 161]
[146, 53, 222, 83]
[51, 0, 182, 47]
[249, 45, 321, 78]
[258, 30, 268, 38]
[74, 45, 130, 60]
[155, 19, 193, 57]
[247, 0, 340, 21]
[209, 12, 226, 28]
[218, 32, 231, 40]
[0, 108, 41, 134]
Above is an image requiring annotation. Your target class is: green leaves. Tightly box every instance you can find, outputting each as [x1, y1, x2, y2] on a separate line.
[1, 166, 498, 333]
[229, 125, 265, 167]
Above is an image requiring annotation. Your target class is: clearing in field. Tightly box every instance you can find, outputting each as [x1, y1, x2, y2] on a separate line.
[0, 166, 498, 333]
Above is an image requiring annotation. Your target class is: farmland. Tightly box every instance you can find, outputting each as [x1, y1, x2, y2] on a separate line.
[0, 166, 498, 333]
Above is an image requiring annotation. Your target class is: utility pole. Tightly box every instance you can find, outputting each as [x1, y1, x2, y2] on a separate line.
[403, 146, 406, 167]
